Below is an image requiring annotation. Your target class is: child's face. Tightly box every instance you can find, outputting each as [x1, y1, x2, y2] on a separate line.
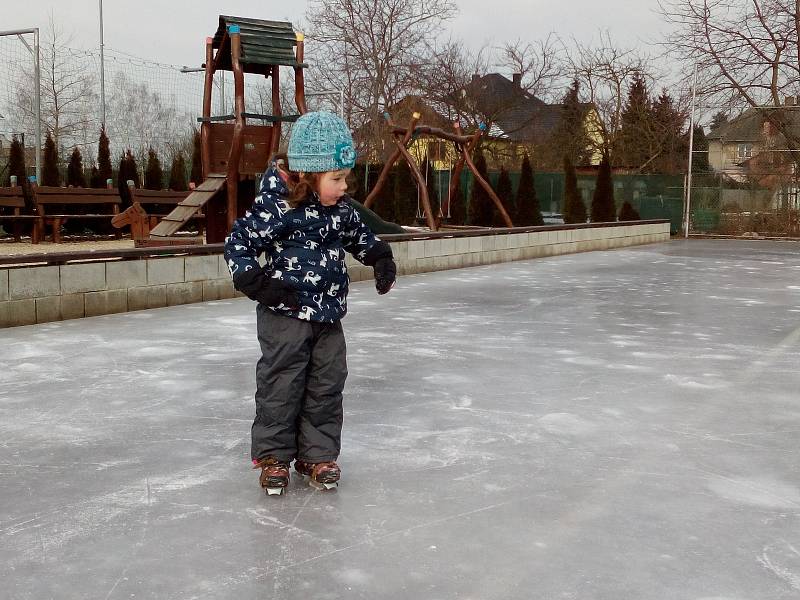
[317, 169, 350, 206]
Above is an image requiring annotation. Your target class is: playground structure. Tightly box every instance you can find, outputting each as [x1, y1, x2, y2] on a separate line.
[119, 14, 508, 245]
[140, 16, 308, 246]
[364, 113, 514, 231]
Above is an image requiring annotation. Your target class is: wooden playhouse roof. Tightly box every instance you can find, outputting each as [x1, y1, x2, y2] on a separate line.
[212, 15, 305, 74]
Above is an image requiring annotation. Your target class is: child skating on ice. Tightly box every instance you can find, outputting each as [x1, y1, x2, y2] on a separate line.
[224, 111, 396, 495]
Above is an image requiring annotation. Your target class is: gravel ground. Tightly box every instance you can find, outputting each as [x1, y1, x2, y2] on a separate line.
[0, 238, 137, 256]
[0, 233, 207, 256]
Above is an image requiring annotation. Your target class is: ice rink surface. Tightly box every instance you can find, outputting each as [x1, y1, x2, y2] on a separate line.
[2, 239, 800, 599]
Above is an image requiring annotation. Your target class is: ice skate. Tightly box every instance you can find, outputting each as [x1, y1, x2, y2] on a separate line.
[253, 457, 290, 496]
[295, 460, 340, 490]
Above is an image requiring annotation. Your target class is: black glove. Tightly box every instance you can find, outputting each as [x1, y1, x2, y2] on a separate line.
[373, 256, 396, 295]
[233, 267, 300, 308]
[364, 241, 396, 295]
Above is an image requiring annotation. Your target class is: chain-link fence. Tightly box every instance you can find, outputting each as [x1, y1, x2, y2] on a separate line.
[686, 100, 800, 237]
[687, 170, 800, 237]
[0, 32, 336, 178]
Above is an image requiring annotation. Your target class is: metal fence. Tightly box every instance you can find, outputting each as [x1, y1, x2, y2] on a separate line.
[687, 173, 800, 237]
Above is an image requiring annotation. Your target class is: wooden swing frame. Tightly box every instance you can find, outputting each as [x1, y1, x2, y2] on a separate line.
[363, 113, 514, 231]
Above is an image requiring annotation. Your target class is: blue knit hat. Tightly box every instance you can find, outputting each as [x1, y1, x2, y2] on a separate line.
[287, 111, 357, 172]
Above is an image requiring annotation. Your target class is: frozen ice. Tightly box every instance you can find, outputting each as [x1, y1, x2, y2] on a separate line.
[1, 239, 799, 599]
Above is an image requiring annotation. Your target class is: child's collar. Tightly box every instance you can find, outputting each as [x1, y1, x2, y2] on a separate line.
[261, 162, 288, 195]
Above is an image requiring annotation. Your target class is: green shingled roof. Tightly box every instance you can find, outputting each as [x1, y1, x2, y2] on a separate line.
[212, 15, 305, 73]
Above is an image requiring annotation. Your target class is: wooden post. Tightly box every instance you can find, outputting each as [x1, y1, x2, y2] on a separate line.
[393, 143, 436, 230]
[201, 37, 214, 179]
[226, 25, 246, 232]
[364, 112, 421, 209]
[294, 33, 307, 114]
[271, 65, 282, 155]
[461, 127, 514, 227]
[447, 123, 479, 207]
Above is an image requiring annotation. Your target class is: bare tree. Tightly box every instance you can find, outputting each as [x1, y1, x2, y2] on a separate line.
[106, 72, 193, 162]
[418, 38, 566, 166]
[305, 0, 457, 159]
[660, 0, 800, 154]
[564, 31, 652, 153]
[421, 39, 492, 125]
[11, 17, 97, 154]
[497, 33, 563, 101]
[415, 40, 530, 166]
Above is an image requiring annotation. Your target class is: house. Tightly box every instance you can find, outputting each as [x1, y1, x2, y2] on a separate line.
[706, 103, 800, 181]
[356, 73, 604, 170]
[707, 103, 800, 209]
[454, 73, 604, 168]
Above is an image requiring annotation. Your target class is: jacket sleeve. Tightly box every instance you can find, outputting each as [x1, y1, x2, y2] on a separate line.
[224, 191, 289, 278]
[340, 201, 384, 264]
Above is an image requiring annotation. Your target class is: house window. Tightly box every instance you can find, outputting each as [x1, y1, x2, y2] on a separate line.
[737, 143, 753, 160]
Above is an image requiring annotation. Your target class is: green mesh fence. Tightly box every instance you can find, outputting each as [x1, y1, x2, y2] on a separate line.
[688, 176, 800, 236]
[452, 170, 684, 230]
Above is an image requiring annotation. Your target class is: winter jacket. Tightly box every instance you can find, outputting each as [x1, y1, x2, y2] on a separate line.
[225, 162, 385, 323]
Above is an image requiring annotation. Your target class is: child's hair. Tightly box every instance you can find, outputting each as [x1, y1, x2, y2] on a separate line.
[286, 171, 322, 208]
[272, 153, 354, 208]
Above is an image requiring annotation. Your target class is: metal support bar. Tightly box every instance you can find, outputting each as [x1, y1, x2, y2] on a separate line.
[684, 63, 698, 239]
[2, 28, 41, 182]
[99, 0, 106, 128]
[34, 28, 41, 184]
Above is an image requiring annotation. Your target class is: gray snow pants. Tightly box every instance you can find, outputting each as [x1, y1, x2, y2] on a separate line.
[252, 305, 347, 463]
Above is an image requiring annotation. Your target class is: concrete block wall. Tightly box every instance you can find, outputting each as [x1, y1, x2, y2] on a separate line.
[0, 222, 669, 328]
[346, 222, 670, 278]
[0, 254, 235, 328]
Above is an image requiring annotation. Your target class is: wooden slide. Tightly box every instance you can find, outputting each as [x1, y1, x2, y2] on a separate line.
[147, 175, 226, 242]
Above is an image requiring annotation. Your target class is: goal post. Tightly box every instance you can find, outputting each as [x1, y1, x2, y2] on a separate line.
[0, 28, 41, 183]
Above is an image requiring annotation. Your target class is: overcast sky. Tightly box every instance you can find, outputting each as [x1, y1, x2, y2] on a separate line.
[6, 1, 670, 69]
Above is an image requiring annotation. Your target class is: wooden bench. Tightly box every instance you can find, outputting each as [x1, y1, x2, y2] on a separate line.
[111, 185, 205, 245]
[32, 186, 122, 244]
[0, 184, 41, 242]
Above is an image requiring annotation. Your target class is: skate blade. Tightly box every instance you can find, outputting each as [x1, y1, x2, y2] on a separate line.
[309, 479, 338, 491]
[265, 486, 285, 496]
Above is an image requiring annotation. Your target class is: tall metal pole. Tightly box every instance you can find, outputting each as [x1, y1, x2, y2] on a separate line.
[33, 27, 42, 184]
[99, 0, 106, 128]
[684, 63, 698, 239]
[1, 28, 42, 182]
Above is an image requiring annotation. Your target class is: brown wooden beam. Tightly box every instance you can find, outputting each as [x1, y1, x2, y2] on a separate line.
[226, 27, 246, 232]
[390, 125, 473, 145]
[461, 129, 514, 228]
[200, 37, 214, 180]
[392, 133, 436, 230]
[439, 122, 480, 226]
[364, 112, 421, 209]
[294, 33, 308, 114]
[270, 65, 282, 156]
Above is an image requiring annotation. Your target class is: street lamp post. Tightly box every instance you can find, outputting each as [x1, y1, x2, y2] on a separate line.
[684, 64, 698, 239]
[99, 0, 106, 129]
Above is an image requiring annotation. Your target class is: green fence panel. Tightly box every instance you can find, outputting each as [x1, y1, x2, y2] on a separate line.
[692, 207, 721, 231]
